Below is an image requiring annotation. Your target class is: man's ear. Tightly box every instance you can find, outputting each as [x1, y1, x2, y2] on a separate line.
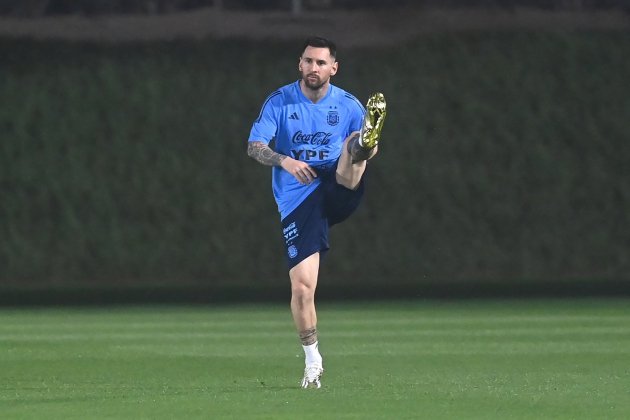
[331, 61, 338, 76]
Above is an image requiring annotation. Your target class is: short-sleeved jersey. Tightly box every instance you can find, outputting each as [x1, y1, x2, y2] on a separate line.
[248, 80, 365, 219]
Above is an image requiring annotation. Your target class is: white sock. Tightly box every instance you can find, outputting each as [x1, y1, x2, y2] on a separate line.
[303, 341, 322, 367]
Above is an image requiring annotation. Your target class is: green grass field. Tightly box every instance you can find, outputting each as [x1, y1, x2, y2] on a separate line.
[1, 299, 629, 419]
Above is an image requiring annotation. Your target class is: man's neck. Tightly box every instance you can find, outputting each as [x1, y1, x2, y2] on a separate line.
[300, 80, 329, 104]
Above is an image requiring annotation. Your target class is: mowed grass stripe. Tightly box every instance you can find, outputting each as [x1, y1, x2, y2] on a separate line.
[1, 300, 629, 420]
[1, 325, 630, 341]
[1, 304, 628, 330]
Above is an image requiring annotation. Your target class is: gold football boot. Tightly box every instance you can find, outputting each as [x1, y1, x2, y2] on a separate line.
[359, 92, 387, 149]
[349, 92, 387, 162]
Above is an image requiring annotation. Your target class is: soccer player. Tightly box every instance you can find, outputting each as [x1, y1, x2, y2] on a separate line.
[247, 36, 386, 389]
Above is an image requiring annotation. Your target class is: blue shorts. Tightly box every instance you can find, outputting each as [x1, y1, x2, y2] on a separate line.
[281, 167, 365, 270]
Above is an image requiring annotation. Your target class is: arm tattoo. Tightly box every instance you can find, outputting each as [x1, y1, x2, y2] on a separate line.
[247, 141, 287, 166]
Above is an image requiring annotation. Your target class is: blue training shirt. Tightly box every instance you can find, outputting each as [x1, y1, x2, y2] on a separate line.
[249, 80, 365, 219]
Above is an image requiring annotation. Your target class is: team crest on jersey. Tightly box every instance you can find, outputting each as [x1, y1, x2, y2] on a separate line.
[327, 111, 339, 126]
[288, 245, 298, 259]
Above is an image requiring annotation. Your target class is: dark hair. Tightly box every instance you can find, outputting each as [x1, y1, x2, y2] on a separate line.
[301, 36, 337, 60]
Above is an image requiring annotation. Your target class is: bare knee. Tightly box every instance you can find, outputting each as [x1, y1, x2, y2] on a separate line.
[288, 253, 319, 308]
[291, 278, 315, 306]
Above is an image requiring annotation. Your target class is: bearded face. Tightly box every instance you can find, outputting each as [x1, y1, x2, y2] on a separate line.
[302, 71, 325, 90]
[299, 46, 338, 93]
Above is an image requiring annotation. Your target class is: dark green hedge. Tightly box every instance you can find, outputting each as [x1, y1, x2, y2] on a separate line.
[1, 32, 628, 292]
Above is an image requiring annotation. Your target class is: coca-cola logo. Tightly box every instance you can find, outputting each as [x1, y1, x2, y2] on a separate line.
[291, 131, 332, 145]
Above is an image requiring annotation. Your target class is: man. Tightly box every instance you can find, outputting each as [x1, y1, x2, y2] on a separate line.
[247, 36, 386, 389]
